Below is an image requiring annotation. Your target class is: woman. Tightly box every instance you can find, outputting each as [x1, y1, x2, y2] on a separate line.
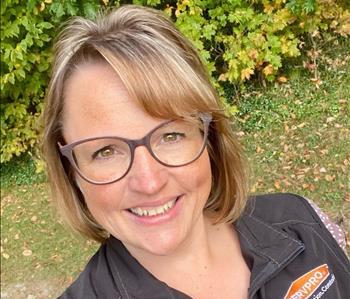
[42, 5, 349, 299]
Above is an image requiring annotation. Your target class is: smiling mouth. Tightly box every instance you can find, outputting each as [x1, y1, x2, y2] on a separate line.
[128, 197, 179, 217]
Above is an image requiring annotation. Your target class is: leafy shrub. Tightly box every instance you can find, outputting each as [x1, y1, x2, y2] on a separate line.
[1, 0, 349, 163]
[1, 0, 100, 163]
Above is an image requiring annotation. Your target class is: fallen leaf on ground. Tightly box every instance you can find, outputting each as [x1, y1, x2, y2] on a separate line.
[278, 76, 288, 83]
[256, 146, 263, 153]
[22, 249, 32, 257]
[325, 175, 334, 182]
[274, 181, 281, 190]
[326, 117, 335, 123]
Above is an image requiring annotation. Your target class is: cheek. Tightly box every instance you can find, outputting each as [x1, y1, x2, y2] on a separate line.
[177, 150, 212, 200]
[78, 179, 125, 214]
[197, 151, 212, 198]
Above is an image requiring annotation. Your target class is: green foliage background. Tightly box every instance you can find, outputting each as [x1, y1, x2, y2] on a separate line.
[1, 0, 349, 163]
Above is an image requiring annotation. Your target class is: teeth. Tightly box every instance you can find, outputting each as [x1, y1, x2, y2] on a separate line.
[129, 198, 177, 217]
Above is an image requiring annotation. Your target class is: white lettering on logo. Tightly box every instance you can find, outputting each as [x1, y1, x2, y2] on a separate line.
[312, 274, 335, 299]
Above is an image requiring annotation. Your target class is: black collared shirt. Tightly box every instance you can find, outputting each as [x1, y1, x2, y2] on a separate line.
[59, 193, 350, 299]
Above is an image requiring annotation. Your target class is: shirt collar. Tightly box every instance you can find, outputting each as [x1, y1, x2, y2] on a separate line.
[235, 200, 305, 297]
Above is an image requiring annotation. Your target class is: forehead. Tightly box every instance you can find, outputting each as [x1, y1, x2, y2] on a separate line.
[64, 63, 127, 119]
[62, 62, 165, 142]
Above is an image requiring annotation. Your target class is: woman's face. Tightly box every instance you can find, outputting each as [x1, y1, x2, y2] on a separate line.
[62, 62, 212, 257]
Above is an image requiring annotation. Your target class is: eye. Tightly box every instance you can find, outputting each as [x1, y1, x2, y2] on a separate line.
[162, 132, 185, 143]
[92, 145, 118, 160]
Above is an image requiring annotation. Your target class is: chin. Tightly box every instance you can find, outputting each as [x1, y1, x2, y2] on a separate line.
[128, 228, 187, 257]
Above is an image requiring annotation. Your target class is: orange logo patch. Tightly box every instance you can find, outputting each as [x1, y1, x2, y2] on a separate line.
[284, 264, 330, 299]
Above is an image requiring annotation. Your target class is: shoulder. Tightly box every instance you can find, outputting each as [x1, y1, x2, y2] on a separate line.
[249, 193, 347, 251]
[58, 244, 121, 299]
[245, 192, 319, 223]
[242, 192, 347, 252]
[237, 194, 350, 283]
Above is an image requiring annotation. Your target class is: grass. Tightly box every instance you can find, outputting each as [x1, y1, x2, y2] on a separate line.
[1, 160, 98, 297]
[1, 38, 349, 297]
[1, 184, 98, 295]
[236, 39, 350, 216]
[0, 154, 46, 188]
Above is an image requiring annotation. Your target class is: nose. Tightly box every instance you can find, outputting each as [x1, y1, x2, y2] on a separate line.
[127, 146, 168, 195]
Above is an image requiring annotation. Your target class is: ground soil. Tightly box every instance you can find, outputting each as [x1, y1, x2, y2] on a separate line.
[1, 280, 65, 299]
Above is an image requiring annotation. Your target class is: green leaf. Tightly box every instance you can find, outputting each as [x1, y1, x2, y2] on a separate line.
[8, 73, 15, 85]
[16, 69, 26, 79]
[147, 0, 161, 5]
[39, 22, 54, 29]
[83, 2, 98, 19]
[65, 2, 78, 16]
[50, 2, 65, 19]
[303, 0, 316, 14]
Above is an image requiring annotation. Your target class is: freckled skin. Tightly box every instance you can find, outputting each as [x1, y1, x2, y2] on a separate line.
[62, 62, 213, 257]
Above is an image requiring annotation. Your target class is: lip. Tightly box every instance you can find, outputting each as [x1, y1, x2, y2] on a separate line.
[127, 196, 180, 209]
[125, 195, 183, 226]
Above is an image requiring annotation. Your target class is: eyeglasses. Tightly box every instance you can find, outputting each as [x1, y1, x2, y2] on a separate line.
[58, 113, 212, 185]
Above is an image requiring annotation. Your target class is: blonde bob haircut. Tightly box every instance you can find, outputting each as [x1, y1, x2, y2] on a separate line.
[42, 5, 248, 243]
